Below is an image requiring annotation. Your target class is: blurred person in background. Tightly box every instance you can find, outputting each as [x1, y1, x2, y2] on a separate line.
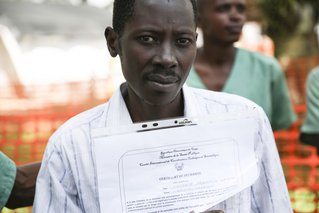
[299, 22, 319, 155]
[186, 0, 297, 131]
[236, 21, 275, 57]
[0, 151, 40, 210]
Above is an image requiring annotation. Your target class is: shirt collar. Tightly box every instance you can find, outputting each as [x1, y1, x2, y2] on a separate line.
[101, 84, 201, 129]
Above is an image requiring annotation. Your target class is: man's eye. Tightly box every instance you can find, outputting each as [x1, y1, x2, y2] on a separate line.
[176, 38, 191, 46]
[217, 5, 230, 12]
[237, 5, 246, 13]
[138, 36, 156, 44]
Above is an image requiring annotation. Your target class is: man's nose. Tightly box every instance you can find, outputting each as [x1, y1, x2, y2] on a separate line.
[153, 42, 177, 69]
[229, 6, 243, 21]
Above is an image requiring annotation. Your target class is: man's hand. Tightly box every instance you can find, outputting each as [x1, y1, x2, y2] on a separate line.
[6, 162, 41, 209]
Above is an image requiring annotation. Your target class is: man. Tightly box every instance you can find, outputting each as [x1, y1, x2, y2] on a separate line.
[0, 151, 40, 210]
[300, 23, 319, 154]
[186, 0, 296, 131]
[33, 0, 292, 212]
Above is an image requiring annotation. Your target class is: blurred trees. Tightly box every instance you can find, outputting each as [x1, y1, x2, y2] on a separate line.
[5, 0, 319, 58]
[247, 0, 319, 58]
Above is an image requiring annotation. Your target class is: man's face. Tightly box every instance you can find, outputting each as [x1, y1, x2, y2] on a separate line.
[118, 0, 197, 106]
[198, 0, 246, 44]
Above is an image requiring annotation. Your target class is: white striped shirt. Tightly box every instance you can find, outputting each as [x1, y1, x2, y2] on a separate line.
[33, 84, 293, 213]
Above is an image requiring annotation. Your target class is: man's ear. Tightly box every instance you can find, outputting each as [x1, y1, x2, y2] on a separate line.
[105, 27, 120, 57]
[196, 14, 203, 29]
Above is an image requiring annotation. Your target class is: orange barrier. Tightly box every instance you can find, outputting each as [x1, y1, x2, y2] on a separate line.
[275, 56, 319, 212]
[0, 110, 78, 165]
[0, 78, 114, 112]
[281, 56, 319, 105]
[275, 129, 319, 213]
[0, 78, 114, 166]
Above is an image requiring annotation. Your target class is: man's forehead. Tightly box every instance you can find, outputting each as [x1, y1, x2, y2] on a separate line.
[199, 0, 246, 6]
[133, 0, 192, 11]
[128, 0, 195, 25]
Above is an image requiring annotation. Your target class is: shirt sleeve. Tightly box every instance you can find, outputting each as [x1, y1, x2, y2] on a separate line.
[0, 152, 16, 211]
[250, 108, 293, 212]
[270, 61, 297, 130]
[301, 68, 319, 133]
[32, 134, 83, 213]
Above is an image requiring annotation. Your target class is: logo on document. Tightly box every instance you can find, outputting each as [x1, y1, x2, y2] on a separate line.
[174, 162, 184, 171]
[178, 119, 192, 125]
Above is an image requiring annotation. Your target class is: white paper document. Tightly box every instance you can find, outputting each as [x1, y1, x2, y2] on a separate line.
[93, 111, 260, 213]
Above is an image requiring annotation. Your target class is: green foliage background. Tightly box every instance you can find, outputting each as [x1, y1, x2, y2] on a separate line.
[248, 0, 319, 58]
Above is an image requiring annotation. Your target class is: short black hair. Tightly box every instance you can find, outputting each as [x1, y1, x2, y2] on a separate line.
[112, 0, 197, 37]
[196, 0, 204, 12]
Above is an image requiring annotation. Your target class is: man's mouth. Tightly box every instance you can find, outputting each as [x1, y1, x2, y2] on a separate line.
[226, 25, 242, 34]
[147, 73, 179, 85]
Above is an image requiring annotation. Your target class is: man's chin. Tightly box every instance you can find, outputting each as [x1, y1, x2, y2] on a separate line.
[140, 91, 181, 106]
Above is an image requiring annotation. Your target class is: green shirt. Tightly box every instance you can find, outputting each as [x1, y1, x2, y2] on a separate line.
[0, 152, 16, 211]
[186, 48, 297, 130]
[301, 66, 319, 133]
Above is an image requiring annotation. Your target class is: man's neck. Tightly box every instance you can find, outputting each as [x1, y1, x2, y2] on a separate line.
[121, 83, 184, 123]
[201, 38, 236, 66]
